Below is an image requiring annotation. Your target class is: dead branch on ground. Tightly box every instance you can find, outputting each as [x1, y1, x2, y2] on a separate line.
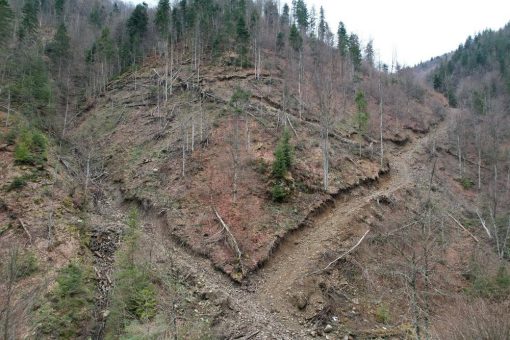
[309, 229, 370, 276]
[213, 208, 245, 274]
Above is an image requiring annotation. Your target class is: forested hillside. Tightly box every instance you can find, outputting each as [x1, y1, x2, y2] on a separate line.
[430, 23, 510, 261]
[0, 0, 509, 339]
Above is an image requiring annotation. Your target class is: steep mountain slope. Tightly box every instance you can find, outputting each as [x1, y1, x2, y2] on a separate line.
[1, 0, 510, 339]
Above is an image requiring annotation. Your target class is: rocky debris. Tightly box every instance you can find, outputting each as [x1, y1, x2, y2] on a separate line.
[88, 226, 121, 305]
[324, 324, 333, 333]
[290, 291, 309, 310]
[384, 133, 409, 146]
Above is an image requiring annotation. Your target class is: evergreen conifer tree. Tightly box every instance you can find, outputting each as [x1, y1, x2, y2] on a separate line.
[0, 0, 14, 45]
[155, 0, 170, 38]
[18, 0, 39, 41]
[337, 21, 348, 57]
[289, 23, 302, 52]
[349, 33, 362, 72]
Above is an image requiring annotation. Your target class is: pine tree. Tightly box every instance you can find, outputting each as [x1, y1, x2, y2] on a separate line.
[0, 0, 14, 45]
[263, 0, 278, 27]
[46, 23, 70, 63]
[55, 0, 65, 20]
[355, 91, 369, 132]
[276, 32, 285, 52]
[365, 39, 374, 67]
[155, 0, 170, 38]
[289, 23, 302, 52]
[308, 6, 316, 38]
[18, 0, 39, 41]
[272, 129, 293, 202]
[280, 4, 290, 27]
[236, 15, 250, 67]
[127, 3, 149, 42]
[318, 6, 326, 42]
[337, 21, 348, 57]
[349, 33, 362, 72]
[97, 28, 115, 61]
[294, 0, 308, 31]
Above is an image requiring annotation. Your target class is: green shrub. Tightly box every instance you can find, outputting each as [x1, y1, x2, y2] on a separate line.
[271, 181, 289, 202]
[13, 129, 47, 165]
[468, 266, 510, 298]
[6, 176, 28, 191]
[4, 128, 17, 145]
[14, 141, 34, 164]
[271, 130, 294, 203]
[458, 177, 474, 190]
[375, 304, 390, 324]
[132, 282, 157, 320]
[355, 91, 369, 132]
[106, 209, 158, 337]
[272, 129, 293, 179]
[31, 130, 47, 152]
[36, 262, 94, 338]
[15, 251, 38, 279]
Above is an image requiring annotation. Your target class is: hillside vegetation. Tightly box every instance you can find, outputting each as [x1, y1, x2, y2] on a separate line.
[1, 0, 509, 339]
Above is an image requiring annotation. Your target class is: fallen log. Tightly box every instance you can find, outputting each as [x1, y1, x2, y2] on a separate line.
[447, 213, 479, 243]
[310, 229, 370, 275]
[213, 208, 245, 274]
[19, 219, 32, 245]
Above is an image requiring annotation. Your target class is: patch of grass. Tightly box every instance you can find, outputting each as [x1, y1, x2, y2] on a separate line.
[248, 158, 269, 175]
[15, 250, 38, 279]
[3, 128, 18, 145]
[4, 171, 40, 192]
[0, 224, 11, 236]
[6, 175, 28, 191]
[375, 304, 391, 324]
[14, 128, 48, 166]
[271, 181, 290, 202]
[457, 177, 474, 190]
[35, 262, 95, 338]
[467, 266, 510, 299]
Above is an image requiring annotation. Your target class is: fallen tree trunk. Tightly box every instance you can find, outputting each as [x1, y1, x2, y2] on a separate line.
[213, 208, 245, 275]
[310, 229, 370, 275]
[447, 213, 479, 243]
[19, 219, 32, 245]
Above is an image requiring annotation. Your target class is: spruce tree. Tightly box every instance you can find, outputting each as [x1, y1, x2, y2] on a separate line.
[155, 0, 170, 38]
[349, 33, 362, 72]
[337, 21, 348, 57]
[18, 0, 39, 41]
[276, 32, 285, 52]
[365, 40, 374, 67]
[55, 0, 65, 20]
[127, 3, 149, 42]
[96, 28, 115, 62]
[236, 16, 250, 67]
[318, 6, 326, 43]
[0, 0, 14, 45]
[280, 4, 290, 27]
[289, 23, 302, 52]
[46, 23, 70, 63]
[294, 0, 308, 31]
[355, 91, 369, 132]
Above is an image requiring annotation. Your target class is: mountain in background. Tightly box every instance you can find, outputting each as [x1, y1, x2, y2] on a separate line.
[0, 0, 509, 339]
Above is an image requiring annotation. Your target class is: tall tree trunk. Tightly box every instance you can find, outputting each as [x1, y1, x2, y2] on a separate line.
[379, 70, 384, 167]
[5, 90, 10, 127]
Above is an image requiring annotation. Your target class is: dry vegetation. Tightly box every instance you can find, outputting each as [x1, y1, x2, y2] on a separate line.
[1, 0, 510, 339]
